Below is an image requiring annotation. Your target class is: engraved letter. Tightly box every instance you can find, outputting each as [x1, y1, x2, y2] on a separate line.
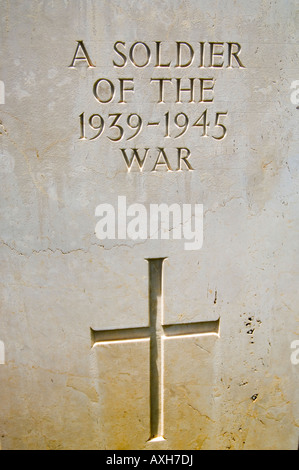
[209, 42, 225, 68]
[155, 41, 171, 67]
[152, 148, 173, 172]
[69, 40, 95, 68]
[119, 78, 134, 103]
[130, 42, 151, 68]
[93, 79, 115, 103]
[121, 148, 150, 172]
[227, 43, 245, 68]
[176, 78, 195, 103]
[150, 78, 172, 103]
[199, 78, 215, 102]
[176, 42, 194, 68]
[113, 41, 127, 67]
[177, 148, 194, 171]
[198, 42, 206, 68]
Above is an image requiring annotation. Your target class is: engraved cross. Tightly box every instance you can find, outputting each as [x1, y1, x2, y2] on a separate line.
[91, 258, 220, 442]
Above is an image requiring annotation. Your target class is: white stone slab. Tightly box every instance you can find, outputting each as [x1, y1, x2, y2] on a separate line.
[0, 0, 298, 450]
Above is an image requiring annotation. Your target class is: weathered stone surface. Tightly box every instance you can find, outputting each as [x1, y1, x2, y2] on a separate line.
[0, 0, 298, 450]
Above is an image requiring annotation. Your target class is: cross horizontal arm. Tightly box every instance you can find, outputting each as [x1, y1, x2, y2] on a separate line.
[163, 319, 220, 338]
[91, 326, 150, 345]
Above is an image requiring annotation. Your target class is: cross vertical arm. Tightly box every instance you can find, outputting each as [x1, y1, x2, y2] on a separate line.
[147, 258, 166, 441]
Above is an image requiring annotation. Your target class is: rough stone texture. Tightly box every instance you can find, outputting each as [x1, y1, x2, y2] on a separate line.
[0, 0, 298, 450]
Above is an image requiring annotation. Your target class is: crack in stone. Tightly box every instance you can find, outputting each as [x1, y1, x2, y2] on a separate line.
[0, 239, 149, 257]
[187, 404, 215, 423]
[204, 196, 245, 217]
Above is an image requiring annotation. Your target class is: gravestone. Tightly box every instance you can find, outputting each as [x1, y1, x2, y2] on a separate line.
[0, 0, 298, 450]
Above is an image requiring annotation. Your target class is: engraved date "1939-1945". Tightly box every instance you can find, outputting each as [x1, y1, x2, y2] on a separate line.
[79, 110, 228, 142]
